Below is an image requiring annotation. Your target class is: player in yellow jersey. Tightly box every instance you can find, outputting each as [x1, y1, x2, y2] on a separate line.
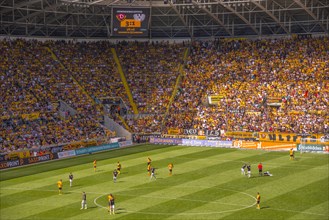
[147, 157, 152, 166]
[107, 194, 115, 214]
[168, 163, 174, 176]
[117, 161, 121, 174]
[147, 164, 151, 176]
[93, 160, 97, 172]
[57, 179, 63, 195]
[256, 192, 261, 209]
[289, 148, 294, 160]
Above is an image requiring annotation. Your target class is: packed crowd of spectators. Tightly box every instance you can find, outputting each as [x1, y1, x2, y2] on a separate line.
[50, 40, 128, 110]
[116, 41, 184, 113]
[50, 40, 185, 131]
[115, 41, 185, 131]
[1, 114, 107, 153]
[0, 39, 111, 154]
[165, 36, 329, 134]
[1, 36, 328, 154]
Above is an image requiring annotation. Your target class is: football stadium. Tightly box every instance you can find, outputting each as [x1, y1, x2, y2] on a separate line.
[0, 0, 328, 219]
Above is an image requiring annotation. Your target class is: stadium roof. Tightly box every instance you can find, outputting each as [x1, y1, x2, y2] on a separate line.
[1, 0, 328, 39]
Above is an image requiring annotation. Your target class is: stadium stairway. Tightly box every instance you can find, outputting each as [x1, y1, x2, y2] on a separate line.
[110, 47, 139, 115]
[45, 46, 120, 135]
[162, 47, 190, 125]
[116, 113, 133, 132]
[44, 46, 96, 106]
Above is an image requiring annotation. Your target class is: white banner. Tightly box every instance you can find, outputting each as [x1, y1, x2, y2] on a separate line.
[58, 150, 76, 159]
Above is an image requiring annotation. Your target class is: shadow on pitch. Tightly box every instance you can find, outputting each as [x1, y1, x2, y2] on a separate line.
[260, 206, 270, 210]
[115, 208, 127, 214]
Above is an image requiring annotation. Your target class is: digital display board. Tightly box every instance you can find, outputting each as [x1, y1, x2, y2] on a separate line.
[112, 8, 150, 37]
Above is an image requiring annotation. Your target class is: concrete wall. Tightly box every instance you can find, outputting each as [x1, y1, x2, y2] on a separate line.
[104, 116, 132, 141]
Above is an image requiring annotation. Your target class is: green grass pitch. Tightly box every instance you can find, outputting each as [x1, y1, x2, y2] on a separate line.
[0, 144, 328, 220]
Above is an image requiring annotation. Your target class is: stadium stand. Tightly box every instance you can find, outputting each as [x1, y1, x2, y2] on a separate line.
[116, 41, 186, 132]
[0, 39, 112, 153]
[165, 37, 329, 134]
[1, 36, 328, 153]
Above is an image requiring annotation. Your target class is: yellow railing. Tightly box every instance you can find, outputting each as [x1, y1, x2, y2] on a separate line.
[116, 114, 132, 132]
[111, 48, 139, 115]
[162, 48, 189, 124]
[44, 47, 96, 105]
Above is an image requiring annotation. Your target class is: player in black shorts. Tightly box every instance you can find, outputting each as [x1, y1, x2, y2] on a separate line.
[256, 192, 261, 209]
[247, 164, 251, 178]
[113, 169, 118, 183]
[69, 173, 73, 187]
[108, 194, 115, 214]
[241, 164, 246, 175]
[150, 167, 156, 180]
[117, 161, 121, 174]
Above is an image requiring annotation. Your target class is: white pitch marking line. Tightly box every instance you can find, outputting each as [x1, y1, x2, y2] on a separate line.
[2, 186, 326, 216]
[1, 187, 104, 195]
[266, 207, 328, 216]
[93, 188, 257, 215]
[175, 156, 329, 170]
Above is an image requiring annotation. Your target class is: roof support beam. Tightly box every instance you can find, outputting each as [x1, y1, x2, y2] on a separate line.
[0, 0, 42, 15]
[216, 0, 259, 35]
[192, 1, 232, 36]
[27, 7, 100, 36]
[293, 0, 328, 33]
[252, 1, 290, 34]
[169, 3, 192, 38]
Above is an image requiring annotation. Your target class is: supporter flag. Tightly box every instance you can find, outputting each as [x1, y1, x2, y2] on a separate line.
[304, 90, 308, 98]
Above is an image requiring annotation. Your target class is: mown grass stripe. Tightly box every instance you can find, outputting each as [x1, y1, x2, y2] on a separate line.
[0, 147, 264, 210]
[0, 146, 212, 205]
[205, 163, 329, 220]
[0, 146, 328, 220]
[286, 201, 329, 220]
[0, 145, 203, 192]
[0, 148, 272, 219]
[0, 146, 219, 192]
[0, 191, 81, 220]
[219, 178, 329, 220]
[0, 144, 174, 181]
[94, 153, 287, 219]
[112, 158, 327, 219]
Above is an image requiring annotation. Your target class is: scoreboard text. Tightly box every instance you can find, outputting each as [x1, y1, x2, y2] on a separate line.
[112, 8, 150, 37]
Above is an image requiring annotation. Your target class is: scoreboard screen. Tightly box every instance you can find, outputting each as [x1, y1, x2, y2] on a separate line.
[112, 8, 150, 37]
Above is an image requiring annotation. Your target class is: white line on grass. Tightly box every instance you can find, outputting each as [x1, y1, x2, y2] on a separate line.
[266, 207, 328, 216]
[176, 156, 329, 170]
[1, 187, 104, 195]
[3, 186, 326, 216]
[94, 193, 328, 217]
[93, 188, 257, 215]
